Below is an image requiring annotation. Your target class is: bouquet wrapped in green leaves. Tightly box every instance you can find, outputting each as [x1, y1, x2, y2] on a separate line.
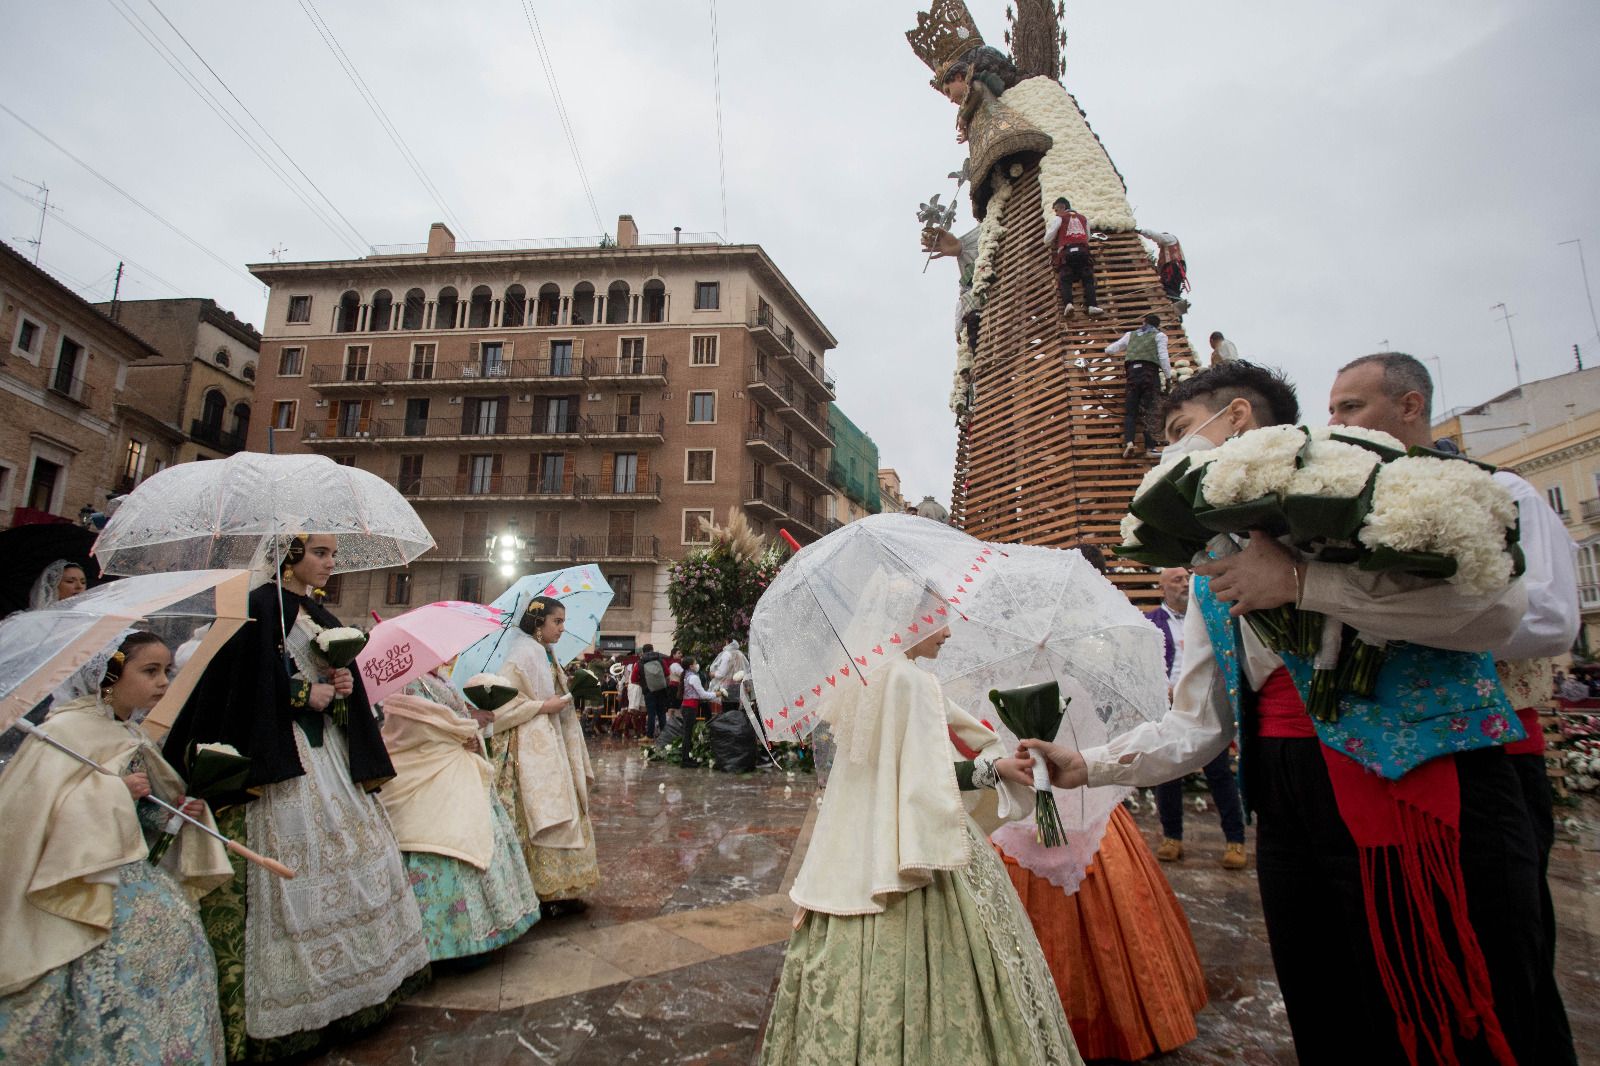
[312, 625, 368, 728]
[566, 666, 601, 706]
[989, 681, 1067, 848]
[150, 741, 252, 865]
[1115, 424, 1524, 720]
[462, 672, 521, 712]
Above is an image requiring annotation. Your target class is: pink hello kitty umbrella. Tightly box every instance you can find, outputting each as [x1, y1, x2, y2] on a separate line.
[355, 601, 507, 704]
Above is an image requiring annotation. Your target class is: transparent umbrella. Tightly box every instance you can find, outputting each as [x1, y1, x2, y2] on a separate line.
[0, 569, 253, 737]
[747, 513, 999, 743]
[929, 542, 1168, 893]
[91, 452, 434, 576]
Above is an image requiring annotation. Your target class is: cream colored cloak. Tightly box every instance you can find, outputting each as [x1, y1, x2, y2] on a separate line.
[0, 697, 231, 995]
[789, 655, 1030, 916]
[378, 692, 496, 869]
[496, 636, 594, 850]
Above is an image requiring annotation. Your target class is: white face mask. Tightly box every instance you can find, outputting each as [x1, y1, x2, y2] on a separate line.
[1159, 405, 1231, 465]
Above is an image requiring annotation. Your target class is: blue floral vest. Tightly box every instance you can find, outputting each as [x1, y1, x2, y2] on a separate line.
[1193, 576, 1520, 781]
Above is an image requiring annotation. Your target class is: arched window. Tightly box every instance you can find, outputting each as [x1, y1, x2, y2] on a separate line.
[200, 388, 226, 430]
[241, 362, 256, 381]
[605, 280, 631, 325]
[468, 285, 493, 329]
[436, 287, 459, 329]
[369, 289, 393, 331]
[536, 283, 561, 326]
[642, 279, 666, 323]
[213, 347, 231, 368]
[336, 290, 361, 333]
[401, 288, 426, 330]
[570, 282, 595, 326]
[503, 284, 526, 327]
[230, 402, 251, 439]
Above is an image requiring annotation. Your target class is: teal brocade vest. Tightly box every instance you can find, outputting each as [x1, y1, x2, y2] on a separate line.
[1193, 576, 1521, 782]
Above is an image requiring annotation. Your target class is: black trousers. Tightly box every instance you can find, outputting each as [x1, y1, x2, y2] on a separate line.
[1055, 247, 1096, 308]
[1508, 751, 1577, 1065]
[643, 688, 668, 737]
[1123, 361, 1161, 448]
[1250, 739, 1563, 1065]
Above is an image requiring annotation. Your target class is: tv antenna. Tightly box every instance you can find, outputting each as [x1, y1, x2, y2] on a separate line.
[12, 177, 57, 264]
[270, 244, 288, 262]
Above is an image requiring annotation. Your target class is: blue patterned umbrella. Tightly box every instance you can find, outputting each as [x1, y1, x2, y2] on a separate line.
[452, 565, 613, 678]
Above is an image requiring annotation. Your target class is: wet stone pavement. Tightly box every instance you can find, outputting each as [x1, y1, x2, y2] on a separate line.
[313, 740, 1600, 1065]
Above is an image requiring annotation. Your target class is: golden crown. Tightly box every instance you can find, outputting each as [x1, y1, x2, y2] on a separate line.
[906, 0, 985, 84]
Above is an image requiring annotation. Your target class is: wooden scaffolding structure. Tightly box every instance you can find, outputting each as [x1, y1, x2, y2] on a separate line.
[952, 167, 1199, 605]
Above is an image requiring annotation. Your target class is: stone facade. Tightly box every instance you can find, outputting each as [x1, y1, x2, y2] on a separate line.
[0, 241, 159, 525]
[247, 219, 838, 647]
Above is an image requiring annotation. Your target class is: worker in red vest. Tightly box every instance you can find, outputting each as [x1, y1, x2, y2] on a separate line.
[1044, 197, 1103, 317]
[1139, 228, 1189, 309]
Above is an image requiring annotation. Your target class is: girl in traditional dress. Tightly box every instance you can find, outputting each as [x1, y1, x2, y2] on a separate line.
[27, 559, 88, 609]
[161, 534, 430, 1062]
[489, 596, 600, 912]
[759, 615, 1083, 1066]
[0, 631, 232, 1064]
[379, 667, 541, 961]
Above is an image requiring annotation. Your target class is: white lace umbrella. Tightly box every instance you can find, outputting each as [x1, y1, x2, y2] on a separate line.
[929, 543, 1167, 893]
[0, 569, 252, 738]
[92, 452, 434, 576]
[747, 513, 999, 743]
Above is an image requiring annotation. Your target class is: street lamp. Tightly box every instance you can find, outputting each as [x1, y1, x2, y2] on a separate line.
[487, 517, 526, 581]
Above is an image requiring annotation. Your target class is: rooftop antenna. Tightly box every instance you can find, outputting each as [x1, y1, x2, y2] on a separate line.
[12, 177, 56, 264]
[270, 243, 288, 262]
[1491, 302, 1522, 388]
[1558, 238, 1600, 348]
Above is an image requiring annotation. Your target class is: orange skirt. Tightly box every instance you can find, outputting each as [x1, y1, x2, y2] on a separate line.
[1000, 806, 1207, 1061]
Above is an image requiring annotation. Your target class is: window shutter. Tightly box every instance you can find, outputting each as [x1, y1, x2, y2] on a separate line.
[572, 337, 584, 371]
[358, 400, 372, 433]
[325, 404, 338, 437]
[600, 452, 615, 488]
[455, 454, 470, 494]
[460, 399, 474, 434]
[491, 454, 504, 492]
[497, 395, 510, 433]
[636, 451, 650, 485]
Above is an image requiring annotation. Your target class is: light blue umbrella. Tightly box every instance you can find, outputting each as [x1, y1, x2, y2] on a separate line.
[452, 565, 613, 679]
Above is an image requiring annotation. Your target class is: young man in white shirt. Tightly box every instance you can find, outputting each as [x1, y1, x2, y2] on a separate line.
[1208, 330, 1239, 366]
[1019, 360, 1561, 1064]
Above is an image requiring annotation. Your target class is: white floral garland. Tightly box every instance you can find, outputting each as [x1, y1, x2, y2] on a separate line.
[968, 174, 1012, 310]
[1002, 77, 1137, 233]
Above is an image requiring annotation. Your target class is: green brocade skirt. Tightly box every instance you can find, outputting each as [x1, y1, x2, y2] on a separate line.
[759, 821, 1083, 1066]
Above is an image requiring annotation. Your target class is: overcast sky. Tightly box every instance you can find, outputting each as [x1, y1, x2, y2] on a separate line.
[4, 0, 1597, 504]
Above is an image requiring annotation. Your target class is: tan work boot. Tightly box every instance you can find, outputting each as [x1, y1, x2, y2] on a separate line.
[1155, 838, 1183, 862]
[1221, 842, 1247, 869]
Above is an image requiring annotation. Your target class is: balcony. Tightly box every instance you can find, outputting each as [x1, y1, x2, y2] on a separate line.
[589, 356, 668, 386]
[309, 364, 387, 392]
[381, 357, 592, 389]
[747, 365, 794, 409]
[743, 481, 788, 520]
[744, 421, 790, 463]
[46, 372, 94, 407]
[779, 399, 834, 447]
[1581, 498, 1600, 524]
[189, 419, 247, 454]
[747, 307, 832, 397]
[570, 535, 661, 563]
[302, 420, 382, 446]
[784, 452, 832, 493]
[400, 472, 582, 502]
[583, 412, 665, 443]
[581, 473, 663, 503]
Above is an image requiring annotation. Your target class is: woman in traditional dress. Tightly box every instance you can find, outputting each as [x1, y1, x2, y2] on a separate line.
[161, 534, 430, 1062]
[759, 616, 1083, 1066]
[379, 667, 541, 961]
[489, 596, 600, 913]
[0, 631, 232, 1064]
[27, 559, 88, 609]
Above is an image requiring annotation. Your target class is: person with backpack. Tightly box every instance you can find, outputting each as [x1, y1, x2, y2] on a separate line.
[1044, 197, 1103, 317]
[634, 644, 671, 738]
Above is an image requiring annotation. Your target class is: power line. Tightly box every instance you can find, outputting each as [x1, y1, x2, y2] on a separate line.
[103, 0, 366, 255]
[518, 1, 604, 234]
[707, 0, 729, 239]
[0, 179, 190, 295]
[139, 0, 373, 252]
[297, 0, 472, 240]
[0, 102, 258, 287]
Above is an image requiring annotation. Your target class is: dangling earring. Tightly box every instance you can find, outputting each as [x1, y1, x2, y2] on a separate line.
[100, 684, 115, 703]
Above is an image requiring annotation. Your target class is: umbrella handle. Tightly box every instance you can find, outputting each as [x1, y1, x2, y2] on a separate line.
[224, 837, 296, 880]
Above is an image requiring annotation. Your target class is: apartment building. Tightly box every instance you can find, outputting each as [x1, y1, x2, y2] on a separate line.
[827, 405, 881, 526]
[0, 241, 161, 525]
[248, 217, 838, 647]
[96, 298, 261, 474]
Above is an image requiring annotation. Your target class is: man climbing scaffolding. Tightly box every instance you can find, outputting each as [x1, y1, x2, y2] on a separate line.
[1107, 313, 1171, 458]
[1044, 196, 1103, 316]
[1139, 228, 1190, 313]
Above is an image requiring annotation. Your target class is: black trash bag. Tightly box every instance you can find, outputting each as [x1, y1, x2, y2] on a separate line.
[652, 711, 687, 761]
[707, 707, 761, 774]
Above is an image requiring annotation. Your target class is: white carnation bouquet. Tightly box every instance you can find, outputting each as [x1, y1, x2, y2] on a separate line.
[1115, 425, 1524, 720]
[312, 625, 368, 727]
